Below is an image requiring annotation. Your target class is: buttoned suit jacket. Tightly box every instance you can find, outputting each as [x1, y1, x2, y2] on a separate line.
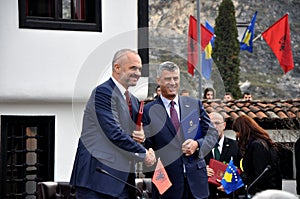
[143, 96, 218, 199]
[70, 78, 146, 197]
[204, 136, 239, 198]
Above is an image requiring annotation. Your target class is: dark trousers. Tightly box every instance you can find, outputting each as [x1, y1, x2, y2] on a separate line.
[182, 177, 194, 199]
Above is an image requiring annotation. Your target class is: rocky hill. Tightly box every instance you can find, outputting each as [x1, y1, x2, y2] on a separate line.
[148, 0, 300, 100]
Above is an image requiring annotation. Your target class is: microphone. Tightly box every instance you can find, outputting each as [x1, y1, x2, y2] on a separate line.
[96, 167, 145, 199]
[245, 165, 271, 198]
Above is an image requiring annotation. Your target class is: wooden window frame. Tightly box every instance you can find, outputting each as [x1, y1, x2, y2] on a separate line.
[0, 115, 55, 198]
[18, 0, 102, 32]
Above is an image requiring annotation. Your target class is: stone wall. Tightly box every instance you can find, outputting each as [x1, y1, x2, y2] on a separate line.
[148, 0, 300, 100]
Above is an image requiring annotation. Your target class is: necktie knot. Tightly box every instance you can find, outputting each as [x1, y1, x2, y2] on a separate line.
[124, 90, 130, 101]
[171, 100, 175, 107]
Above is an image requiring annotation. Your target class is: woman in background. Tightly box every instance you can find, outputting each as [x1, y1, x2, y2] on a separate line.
[203, 87, 215, 100]
[232, 115, 282, 196]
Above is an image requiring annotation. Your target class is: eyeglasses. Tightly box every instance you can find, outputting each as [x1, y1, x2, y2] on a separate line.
[212, 121, 224, 125]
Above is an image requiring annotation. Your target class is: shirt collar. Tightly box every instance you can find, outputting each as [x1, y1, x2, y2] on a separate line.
[111, 76, 127, 99]
[160, 95, 179, 108]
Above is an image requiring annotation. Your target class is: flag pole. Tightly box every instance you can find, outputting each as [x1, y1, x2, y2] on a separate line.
[253, 33, 261, 42]
[197, 0, 202, 99]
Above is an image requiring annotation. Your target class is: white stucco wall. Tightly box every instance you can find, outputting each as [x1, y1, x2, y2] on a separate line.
[0, 0, 148, 181]
[0, 0, 148, 102]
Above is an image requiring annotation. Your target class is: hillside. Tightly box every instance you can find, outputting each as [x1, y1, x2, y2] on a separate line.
[148, 0, 300, 100]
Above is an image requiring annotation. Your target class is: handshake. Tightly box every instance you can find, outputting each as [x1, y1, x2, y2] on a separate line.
[144, 148, 156, 167]
[132, 124, 156, 166]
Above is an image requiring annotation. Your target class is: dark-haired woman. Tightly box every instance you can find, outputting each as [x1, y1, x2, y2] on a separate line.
[232, 115, 282, 196]
[203, 87, 215, 100]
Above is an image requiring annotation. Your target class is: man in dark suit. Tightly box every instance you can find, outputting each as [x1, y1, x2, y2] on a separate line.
[143, 61, 219, 199]
[204, 112, 239, 199]
[295, 137, 300, 195]
[70, 49, 156, 199]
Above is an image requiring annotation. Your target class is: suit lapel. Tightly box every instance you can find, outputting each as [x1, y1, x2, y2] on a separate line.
[110, 80, 128, 114]
[179, 96, 196, 120]
[109, 78, 134, 133]
[179, 97, 187, 121]
[221, 137, 230, 159]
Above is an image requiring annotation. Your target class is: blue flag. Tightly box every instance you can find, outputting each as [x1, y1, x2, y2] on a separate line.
[202, 21, 214, 79]
[205, 21, 214, 46]
[240, 11, 257, 53]
[221, 159, 244, 194]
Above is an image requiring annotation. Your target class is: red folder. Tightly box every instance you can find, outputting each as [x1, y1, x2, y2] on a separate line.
[208, 159, 227, 186]
[136, 100, 144, 131]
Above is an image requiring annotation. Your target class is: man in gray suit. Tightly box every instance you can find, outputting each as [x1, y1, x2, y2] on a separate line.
[143, 61, 218, 199]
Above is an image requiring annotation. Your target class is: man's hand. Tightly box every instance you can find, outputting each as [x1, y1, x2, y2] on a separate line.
[144, 148, 156, 167]
[132, 123, 145, 144]
[216, 180, 225, 192]
[206, 165, 215, 177]
[182, 139, 199, 156]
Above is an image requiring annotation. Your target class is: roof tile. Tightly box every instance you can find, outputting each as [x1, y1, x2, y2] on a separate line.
[145, 98, 300, 129]
[201, 98, 300, 129]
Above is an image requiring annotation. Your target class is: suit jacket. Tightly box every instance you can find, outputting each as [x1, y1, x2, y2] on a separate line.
[143, 96, 218, 199]
[204, 136, 239, 199]
[204, 136, 239, 165]
[70, 78, 146, 197]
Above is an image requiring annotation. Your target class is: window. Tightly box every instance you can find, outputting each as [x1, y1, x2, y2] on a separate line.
[18, 0, 102, 32]
[0, 116, 55, 198]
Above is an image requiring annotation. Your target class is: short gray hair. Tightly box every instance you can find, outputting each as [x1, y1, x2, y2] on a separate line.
[156, 61, 179, 78]
[112, 49, 138, 67]
[208, 112, 224, 121]
[252, 190, 298, 199]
